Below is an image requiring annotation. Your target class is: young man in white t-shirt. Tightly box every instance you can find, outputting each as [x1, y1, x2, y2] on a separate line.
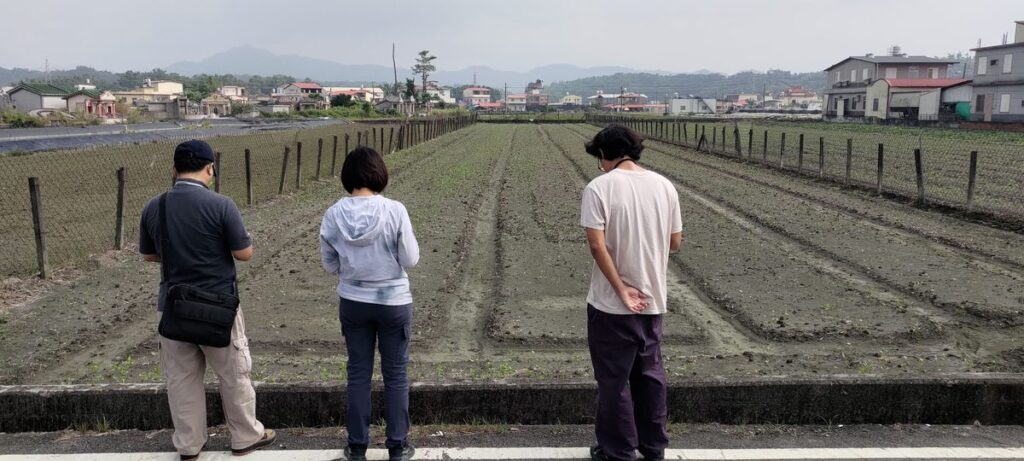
[580, 125, 683, 461]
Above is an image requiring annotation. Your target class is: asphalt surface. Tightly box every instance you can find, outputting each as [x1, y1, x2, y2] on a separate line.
[3, 424, 1024, 455]
[0, 118, 349, 153]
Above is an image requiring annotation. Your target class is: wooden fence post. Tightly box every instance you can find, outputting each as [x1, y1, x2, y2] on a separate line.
[712, 126, 717, 151]
[214, 151, 222, 193]
[734, 127, 741, 157]
[966, 151, 978, 210]
[244, 149, 253, 206]
[683, 123, 689, 145]
[28, 177, 48, 279]
[315, 138, 324, 180]
[278, 146, 290, 194]
[295, 142, 303, 189]
[914, 148, 926, 204]
[780, 132, 786, 168]
[798, 134, 805, 171]
[372, 128, 377, 149]
[357, 131, 362, 147]
[331, 136, 338, 176]
[345, 133, 351, 160]
[876, 144, 884, 196]
[388, 127, 395, 154]
[845, 138, 853, 184]
[114, 167, 126, 250]
[748, 129, 753, 158]
[762, 130, 768, 164]
[818, 137, 825, 178]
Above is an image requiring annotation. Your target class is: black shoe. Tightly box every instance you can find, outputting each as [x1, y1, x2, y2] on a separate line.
[640, 451, 664, 461]
[590, 445, 613, 461]
[388, 442, 416, 461]
[345, 444, 368, 461]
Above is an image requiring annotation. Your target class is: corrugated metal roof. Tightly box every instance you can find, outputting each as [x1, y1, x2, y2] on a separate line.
[825, 56, 958, 71]
[882, 78, 971, 88]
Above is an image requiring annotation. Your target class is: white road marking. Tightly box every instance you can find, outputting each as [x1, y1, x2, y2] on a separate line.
[4, 446, 1024, 460]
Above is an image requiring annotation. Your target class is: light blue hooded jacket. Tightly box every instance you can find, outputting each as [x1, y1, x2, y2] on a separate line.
[320, 195, 420, 306]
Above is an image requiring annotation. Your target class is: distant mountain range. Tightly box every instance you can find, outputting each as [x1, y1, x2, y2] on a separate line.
[166, 45, 670, 88]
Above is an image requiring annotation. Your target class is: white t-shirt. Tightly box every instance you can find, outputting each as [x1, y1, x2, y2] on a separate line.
[580, 168, 683, 315]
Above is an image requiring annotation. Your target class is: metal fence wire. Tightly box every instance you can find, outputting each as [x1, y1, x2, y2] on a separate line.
[587, 114, 1024, 226]
[0, 115, 476, 277]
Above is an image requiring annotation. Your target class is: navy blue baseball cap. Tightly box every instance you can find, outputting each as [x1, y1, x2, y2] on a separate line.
[174, 139, 216, 164]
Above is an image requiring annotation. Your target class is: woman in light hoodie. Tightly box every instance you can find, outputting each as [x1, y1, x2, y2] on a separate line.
[320, 146, 419, 461]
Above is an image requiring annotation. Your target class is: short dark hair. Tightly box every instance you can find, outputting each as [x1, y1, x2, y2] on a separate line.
[341, 147, 389, 193]
[174, 156, 212, 174]
[585, 124, 644, 161]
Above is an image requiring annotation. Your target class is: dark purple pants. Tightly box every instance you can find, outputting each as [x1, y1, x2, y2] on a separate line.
[587, 304, 669, 461]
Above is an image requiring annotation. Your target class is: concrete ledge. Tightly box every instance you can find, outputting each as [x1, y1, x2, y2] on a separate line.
[3, 374, 1024, 432]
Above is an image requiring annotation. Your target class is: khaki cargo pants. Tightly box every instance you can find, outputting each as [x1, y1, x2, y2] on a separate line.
[159, 307, 265, 456]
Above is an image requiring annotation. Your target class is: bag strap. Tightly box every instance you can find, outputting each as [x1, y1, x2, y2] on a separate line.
[158, 192, 173, 285]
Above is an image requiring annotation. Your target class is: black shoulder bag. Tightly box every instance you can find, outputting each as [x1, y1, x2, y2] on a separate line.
[156, 193, 239, 347]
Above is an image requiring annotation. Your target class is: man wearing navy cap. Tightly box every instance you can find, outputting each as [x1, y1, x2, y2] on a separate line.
[140, 139, 275, 459]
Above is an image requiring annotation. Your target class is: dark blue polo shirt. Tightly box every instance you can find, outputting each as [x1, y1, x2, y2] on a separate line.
[139, 179, 251, 311]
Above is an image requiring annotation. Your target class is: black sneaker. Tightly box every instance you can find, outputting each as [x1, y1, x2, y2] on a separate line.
[640, 451, 664, 461]
[345, 444, 368, 461]
[590, 445, 613, 461]
[388, 443, 416, 461]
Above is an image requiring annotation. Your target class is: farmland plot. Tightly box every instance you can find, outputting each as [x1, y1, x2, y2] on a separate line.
[3, 123, 1024, 385]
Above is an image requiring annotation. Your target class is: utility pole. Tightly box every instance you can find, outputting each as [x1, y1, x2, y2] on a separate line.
[504, 82, 508, 113]
[392, 43, 398, 94]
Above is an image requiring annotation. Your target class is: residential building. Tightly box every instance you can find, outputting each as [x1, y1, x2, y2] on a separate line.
[670, 98, 716, 115]
[524, 79, 550, 110]
[587, 91, 649, 111]
[64, 89, 117, 118]
[324, 86, 384, 103]
[779, 87, 819, 107]
[561, 94, 582, 106]
[273, 82, 328, 110]
[113, 79, 184, 105]
[217, 85, 248, 101]
[473, 101, 504, 111]
[970, 20, 1024, 122]
[462, 87, 492, 107]
[865, 79, 971, 121]
[6, 83, 71, 113]
[823, 53, 957, 119]
[416, 83, 457, 105]
[0, 86, 11, 110]
[146, 98, 189, 119]
[506, 93, 527, 112]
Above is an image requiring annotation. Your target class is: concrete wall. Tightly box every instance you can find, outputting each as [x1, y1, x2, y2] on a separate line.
[974, 45, 1024, 85]
[971, 84, 1024, 122]
[865, 81, 888, 118]
[8, 91, 42, 112]
[919, 90, 941, 119]
[5, 376, 1024, 432]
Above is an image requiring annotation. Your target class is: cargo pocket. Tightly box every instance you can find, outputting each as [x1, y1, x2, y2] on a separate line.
[233, 336, 252, 376]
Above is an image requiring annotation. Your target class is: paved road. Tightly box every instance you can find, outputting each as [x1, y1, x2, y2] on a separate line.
[2, 424, 1023, 460]
[0, 118, 350, 154]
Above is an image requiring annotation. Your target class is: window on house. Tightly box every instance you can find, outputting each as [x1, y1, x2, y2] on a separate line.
[873, 98, 879, 111]
[928, 68, 938, 79]
[1005, 54, 1014, 73]
[978, 58, 988, 75]
[1000, 94, 1011, 113]
[850, 70, 857, 82]
[885, 67, 897, 79]
[834, 72, 840, 83]
[991, 59, 999, 66]
[976, 94, 985, 112]
[863, 68, 871, 80]
[909, 66, 919, 78]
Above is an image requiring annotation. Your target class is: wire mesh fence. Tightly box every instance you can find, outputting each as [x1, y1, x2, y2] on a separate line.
[587, 114, 1024, 225]
[0, 115, 476, 277]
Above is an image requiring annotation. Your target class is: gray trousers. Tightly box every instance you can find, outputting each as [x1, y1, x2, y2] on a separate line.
[339, 298, 412, 448]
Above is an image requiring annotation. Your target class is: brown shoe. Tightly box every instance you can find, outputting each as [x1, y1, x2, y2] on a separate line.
[231, 429, 277, 456]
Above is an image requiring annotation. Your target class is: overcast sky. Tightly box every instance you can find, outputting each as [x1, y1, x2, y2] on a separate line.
[4, 0, 1021, 74]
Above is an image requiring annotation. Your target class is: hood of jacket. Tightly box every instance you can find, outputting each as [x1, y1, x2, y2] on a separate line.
[332, 196, 385, 247]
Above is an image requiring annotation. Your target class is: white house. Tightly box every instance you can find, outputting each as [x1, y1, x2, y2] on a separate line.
[670, 98, 717, 115]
